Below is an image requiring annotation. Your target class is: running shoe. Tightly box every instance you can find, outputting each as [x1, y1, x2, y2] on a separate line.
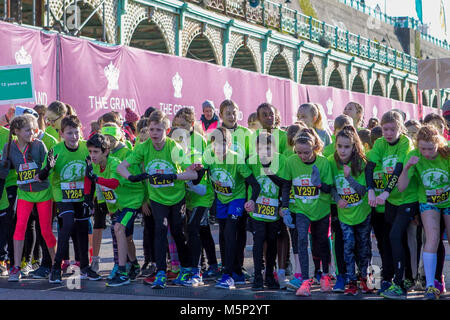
[414, 276, 426, 291]
[203, 264, 220, 280]
[216, 274, 236, 289]
[141, 262, 156, 276]
[31, 266, 50, 279]
[314, 270, 322, 284]
[320, 274, 332, 293]
[344, 281, 358, 296]
[241, 267, 251, 281]
[286, 274, 303, 292]
[61, 260, 71, 274]
[31, 259, 40, 271]
[49, 268, 62, 284]
[143, 272, 157, 286]
[252, 274, 264, 291]
[265, 274, 280, 290]
[184, 272, 204, 287]
[152, 271, 167, 289]
[424, 286, 440, 300]
[8, 266, 21, 282]
[232, 272, 246, 285]
[129, 263, 141, 281]
[106, 272, 130, 287]
[359, 277, 373, 294]
[296, 279, 313, 296]
[90, 256, 100, 273]
[80, 267, 102, 281]
[277, 270, 289, 289]
[20, 260, 33, 276]
[172, 267, 191, 286]
[377, 280, 392, 295]
[333, 274, 346, 293]
[441, 275, 446, 293]
[107, 264, 119, 280]
[381, 283, 406, 300]
[403, 279, 414, 292]
[0, 260, 8, 276]
[167, 269, 180, 280]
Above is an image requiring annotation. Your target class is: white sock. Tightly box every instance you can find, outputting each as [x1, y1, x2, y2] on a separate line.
[423, 252, 437, 288]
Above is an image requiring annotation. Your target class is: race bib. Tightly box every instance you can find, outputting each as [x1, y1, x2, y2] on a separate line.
[339, 188, 362, 207]
[101, 186, 117, 204]
[253, 196, 278, 220]
[213, 182, 232, 196]
[293, 178, 319, 200]
[17, 162, 38, 185]
[426, 187, 449, 205]
[61, 181, 84, 202]
[149, 169, 174, 188]
[289, 188, 295, 204]
[373, 172, 385, 193]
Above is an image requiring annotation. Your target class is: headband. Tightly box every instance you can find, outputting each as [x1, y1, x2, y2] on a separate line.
[101, 126, 122, 140]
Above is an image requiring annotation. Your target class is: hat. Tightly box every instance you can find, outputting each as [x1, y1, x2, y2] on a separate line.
[202, 100, 215, 110]
[443, 100, 450, 117]
[15, 106, 39, 118]
[125, 107, 139, 123]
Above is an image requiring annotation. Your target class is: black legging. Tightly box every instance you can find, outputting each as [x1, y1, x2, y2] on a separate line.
[200, 224, 217, 266]
[390, 202, 419, 286]
[218, 215, 242, 275]
[149, 199, 189, 272]
[6, 186, 17, 265]
[251, 219, 281, 276]
[143, 213, 155, 264]
[236, 212, 248, 270]
[187, 207, 208, 268]
[330, 204, 346, 276]
[370, 208, 385, 264]
[53, 202, 89, 270]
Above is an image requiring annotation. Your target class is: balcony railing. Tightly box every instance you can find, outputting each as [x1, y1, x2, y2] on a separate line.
[187, 0, 418, 74]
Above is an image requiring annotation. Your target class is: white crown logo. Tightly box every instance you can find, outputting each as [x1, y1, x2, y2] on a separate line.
[266, 89, 273, 104]
[372, 105, 378, 117]
[224, 81, 233, 100]
[104, 62, 119, 90]
[172, 72, 183, 98]
[326, 98, 334, 115]
[405, 110, 410, 120]
[15, 46, 32, 65]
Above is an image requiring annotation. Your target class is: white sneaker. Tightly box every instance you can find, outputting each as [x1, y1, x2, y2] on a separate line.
[90, 256, 100, 273]
[277, 271, 289, 289]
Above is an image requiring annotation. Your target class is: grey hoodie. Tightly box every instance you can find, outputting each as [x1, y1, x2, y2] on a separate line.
[0, 139, 49, 192]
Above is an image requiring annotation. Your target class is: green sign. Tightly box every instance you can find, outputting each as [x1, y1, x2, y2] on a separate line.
[0, 64, 35, 105]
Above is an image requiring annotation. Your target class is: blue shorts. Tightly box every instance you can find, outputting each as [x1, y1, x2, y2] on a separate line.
[216, 198, 246, 219]
[419, 203, 450, 215]
[112, 208, 139, 237]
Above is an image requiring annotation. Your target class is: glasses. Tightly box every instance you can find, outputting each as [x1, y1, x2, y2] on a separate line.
[45, 114, 63, 125]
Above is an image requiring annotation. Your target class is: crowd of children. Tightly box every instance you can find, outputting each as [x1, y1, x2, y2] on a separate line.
[0, 98, 448, 300]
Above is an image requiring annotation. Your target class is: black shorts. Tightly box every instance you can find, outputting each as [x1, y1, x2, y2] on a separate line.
[112, 208, 139, 237]
[93, 200, 108, 229]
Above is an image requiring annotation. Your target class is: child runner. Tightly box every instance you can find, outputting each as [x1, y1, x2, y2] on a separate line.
[85, 133, 145, 286]
[343, 102, 365, 131]
[281, 127, 333, 296]
[2, 115, 56, 282]
[117, 110, 199, 289]
[297, 103, 332, 146]
[39, 115, 101, 283]
[365, 111, 414, 295]
[329, 126, 372, 295]
[397, 125, 449, 300]
[201, 127, 260, 289]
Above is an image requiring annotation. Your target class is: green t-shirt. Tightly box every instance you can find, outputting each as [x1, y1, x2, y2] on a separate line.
[250, 128, 289, 160]
[367, 149, 385, 213]
[203, 150, 252, 204]
[328, 156, 371, 226]
[246, 153, 288, 222]
[17, 187, 52, 203]
[406, 149, 449, 209]
[284, 154, 332, 221]
[185, 151, 215, 211]
[45, 126, 60, 142]
[126, 137, 187, 206]
[38, 130, 58, 151]
[93, 156, 145, 212]
[110, 143, 130, 161]
[0, 126, 17, 188]
[323, 135, 336, 158]
[47, 141, 89, 203]
[369, 134, 413, 206]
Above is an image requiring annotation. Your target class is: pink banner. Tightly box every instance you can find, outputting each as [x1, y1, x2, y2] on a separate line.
[0, 21, 57, 108]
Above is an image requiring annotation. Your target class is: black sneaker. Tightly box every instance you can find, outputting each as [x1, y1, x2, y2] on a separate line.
[106, 272, 130, 287]
[81, 267, 102, 281]
[129, 263, 141, 281]
[31, 266, 50, 279]
[49, 268, 62, 284]
[252, 274, 264, 291]
[265, 274, 280, 290]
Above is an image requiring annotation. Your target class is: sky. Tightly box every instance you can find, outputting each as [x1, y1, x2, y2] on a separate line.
[364, 0, 450, 42]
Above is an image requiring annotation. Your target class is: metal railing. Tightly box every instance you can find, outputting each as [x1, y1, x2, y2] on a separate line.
[337, 0, 450, 51]
[188, 0, 418, 73]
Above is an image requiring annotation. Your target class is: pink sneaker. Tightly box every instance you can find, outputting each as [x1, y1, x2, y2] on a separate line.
[296, 279, 313, 296]
[61, 260, 70, 273]
[320, 274, 332, 293]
